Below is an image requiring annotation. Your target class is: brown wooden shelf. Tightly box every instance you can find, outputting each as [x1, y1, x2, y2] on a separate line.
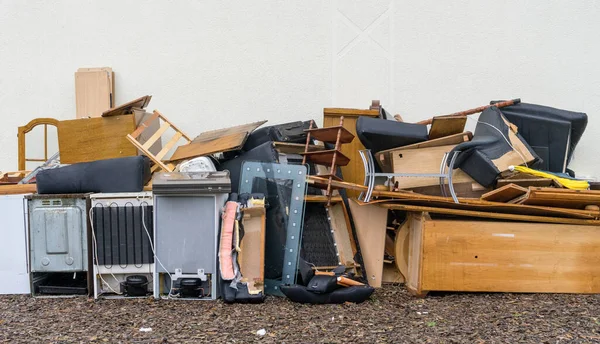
[305, 126, 355, 144]
[300, 149, 350, 166]
[314, 173, 342, 181]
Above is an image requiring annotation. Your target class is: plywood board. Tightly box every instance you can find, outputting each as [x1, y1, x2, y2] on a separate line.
[239, 206, 266, 295]
[376, 132, 472, 172]
[406, 212, 428, 296]
[324, 107, 379, 197]
[394, 220, 410, 281]
[348, 198, 388, 287]
[167, 120, 267, 162]
[480, 183, 528, 203]
[428, 116, 467, 140]
[391, 144, 475, 188]
[102, 95, 152, 117]
[58, 115, 137, 164]
[75, 68, 113, 118]
[419, 219, 600, 293]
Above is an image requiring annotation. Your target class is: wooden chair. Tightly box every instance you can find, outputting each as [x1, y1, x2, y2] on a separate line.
[18, 118, 59, 171]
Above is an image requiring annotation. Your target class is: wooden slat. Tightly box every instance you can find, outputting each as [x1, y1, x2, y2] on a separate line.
[102, 95, 152, 117]
[129, 111, 160, 139]
[154, 110, 193, 141]
[191, 120, 266, 143]
[304, 195, 343, 203]
[376, 132, 472, 172]
[142, 122, 170, 150]
[379, 203, 600, 226]
[480, 183, 528, 203]
[0, 184, 37, 195]
[419, 218, 600, 293]
[324, 108, 380, 116]
[273, 142, 324, 154]
[428, 116, 467, 140]
[155, 132, 183, 161]
[58, 115, 137, 164]
[127, 134, 173, 172]
[348, 199, 388, 287]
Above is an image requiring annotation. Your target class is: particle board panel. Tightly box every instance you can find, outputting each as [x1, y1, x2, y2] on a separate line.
[239, 206, 266, 295]
[324, 108, 379, 197]
[480, 183, 528, 203]
[57, 115, 137, 164]
[428, 116, 467, 140]
[390, 145, 475, 188]
[299, 149, 350, 167]
[348, 198, 388, 287]
[75, 68, 113, 118]
[419, 219, 600, 294]
[376, 132, 472, 172]
[406, 212, 428, 296]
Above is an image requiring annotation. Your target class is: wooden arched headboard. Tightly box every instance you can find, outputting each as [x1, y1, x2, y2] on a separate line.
[17, 118, 59, 171]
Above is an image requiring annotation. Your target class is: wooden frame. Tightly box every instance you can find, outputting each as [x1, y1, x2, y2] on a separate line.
[126, 110, 192, 172]
[18, 118, 59, 171]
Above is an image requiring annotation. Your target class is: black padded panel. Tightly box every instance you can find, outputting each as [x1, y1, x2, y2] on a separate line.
[36, 156, 151, 194]
[280, 284, 374, 304]
[356, 116, 428, 153]
[218, 141, 279, 194]
[448, 107, 539, 187]
[491, 101, 587, 173]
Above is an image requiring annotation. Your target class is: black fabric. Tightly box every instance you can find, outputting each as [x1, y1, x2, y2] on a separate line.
[301, 203, 339, 267]
[490, 101, 587, 173]
[448, 107, 539, 187]
[243, 121, 314, 152]
[218, 141, 279, 194]
[280, 284, 374, 304]
[356, 116, 428, 153]
[306, 275, 340, 294]
[36, 156, 151, 194]
[221, 281, 265, 304]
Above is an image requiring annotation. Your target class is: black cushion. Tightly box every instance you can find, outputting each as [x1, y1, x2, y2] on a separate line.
[356, 116, 428, 153]
[36, 156, 151, 194]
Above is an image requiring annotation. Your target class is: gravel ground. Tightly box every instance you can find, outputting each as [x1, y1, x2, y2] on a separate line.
[1, 285, 599, 343]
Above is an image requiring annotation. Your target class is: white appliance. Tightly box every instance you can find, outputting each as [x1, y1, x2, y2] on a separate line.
[0, 194, 31, 294]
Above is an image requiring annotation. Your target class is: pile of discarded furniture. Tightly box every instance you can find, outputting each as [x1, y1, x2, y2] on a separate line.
[1, 68, 598, 304]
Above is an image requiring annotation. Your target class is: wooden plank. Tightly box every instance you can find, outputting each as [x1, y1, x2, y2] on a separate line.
[75, 68, 112, 118]
[129, 111, 160, 139]
[379, 203, 600, 226]
[57, 115, 137, 164]
[304, 195, 343, 203]
[167, 120, 267, 162]
[497, 177, 554, 188]
[328, 203, 356, 266]
[273, 142, 324, 154]
[419, 219, 600, 293]
[307, 176, 599, 220]
[480, 183, 528, 203]
[0, 184, 36, 195]
[428, 116, 467, 140]
[324, 107, 380, 197]
[101, 95, 152, 117]
[348, 198, 388, 287]
[239, 206, 266, 295]
[376, 132, 472, 172]
[168, 131, 249, 162]
[522, 187, 600, 209]
[390, 144, 476, 188]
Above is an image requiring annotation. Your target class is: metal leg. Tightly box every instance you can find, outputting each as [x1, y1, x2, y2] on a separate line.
[358, 150, 369, 201]
[447, 151, 460, 204]
[439, 152, 449, 198]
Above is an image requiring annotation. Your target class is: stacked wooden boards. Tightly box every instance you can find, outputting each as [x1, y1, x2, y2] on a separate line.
[75, 67, 114, 118]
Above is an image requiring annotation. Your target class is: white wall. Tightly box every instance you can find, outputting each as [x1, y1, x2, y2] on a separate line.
[1, 0, 599, 178]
